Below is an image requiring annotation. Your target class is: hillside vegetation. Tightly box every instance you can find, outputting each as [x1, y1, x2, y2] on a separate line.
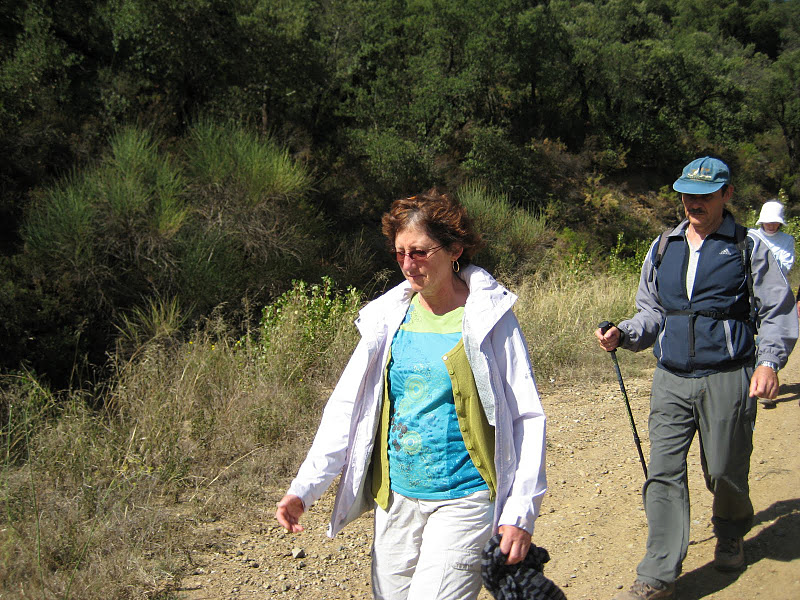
[2, 260, 657, 599]
[2, 1, 800, 597]
[3, 0, 800, 384]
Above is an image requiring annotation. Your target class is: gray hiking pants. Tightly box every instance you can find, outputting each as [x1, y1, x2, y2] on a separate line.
[637, 365, 756, 587]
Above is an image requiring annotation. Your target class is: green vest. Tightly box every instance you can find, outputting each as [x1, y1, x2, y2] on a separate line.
[371, 338, 496, 509]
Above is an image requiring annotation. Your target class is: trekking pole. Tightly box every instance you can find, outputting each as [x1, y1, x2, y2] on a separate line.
[598, 321, 648, 479]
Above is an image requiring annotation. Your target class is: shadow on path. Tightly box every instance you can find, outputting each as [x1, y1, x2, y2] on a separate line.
[676, 498, 800, 599]
[773, 382, 800, 404]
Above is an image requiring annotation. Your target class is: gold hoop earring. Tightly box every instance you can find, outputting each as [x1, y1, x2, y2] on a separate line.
[452, 260, 460, 273]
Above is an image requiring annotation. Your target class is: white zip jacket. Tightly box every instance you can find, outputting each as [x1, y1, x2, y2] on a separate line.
[286, 264, 548, 538]
[749, 227, 795, 275]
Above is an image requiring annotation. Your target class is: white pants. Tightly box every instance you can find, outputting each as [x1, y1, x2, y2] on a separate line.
[371, 490, 494, 600]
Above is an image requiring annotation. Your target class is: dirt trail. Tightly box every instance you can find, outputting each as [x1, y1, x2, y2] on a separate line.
[177, 351, 800, 599]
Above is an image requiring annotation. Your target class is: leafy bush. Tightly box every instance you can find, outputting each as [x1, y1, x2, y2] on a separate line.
[462, 126, 535, 203]
[258, 276, 362, 386]
[16, 122, 323, 385]
[462, 129, 588, 212]
[458, 182, 553, 280]
[347, 127, 434, 198]
[609, 232, 651, 277]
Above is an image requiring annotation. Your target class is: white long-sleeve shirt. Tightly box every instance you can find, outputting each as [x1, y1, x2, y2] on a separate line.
[750, 227, 795, 275]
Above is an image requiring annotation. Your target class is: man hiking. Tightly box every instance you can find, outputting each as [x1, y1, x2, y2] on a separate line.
[595, 156, 798, 599]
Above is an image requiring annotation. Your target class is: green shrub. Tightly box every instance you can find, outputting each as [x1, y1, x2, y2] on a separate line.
[462, 128, 588, 210]
[347, 127, 434, 198]
[609, 232, 651, 276]
[185, 118, 311, 202]
[462, 126, 533, 202]
[1, 371, 57, 465]
[113, 295, 188, 359]
[552, 227, 597, 279]
[458, 182, 553, 279]
[22, 126, 187, 310]
[18, 122, 324, 386]
[23, 176, 98, 280]
[181, 119, 325, 298]
[258, 276, 362, 383]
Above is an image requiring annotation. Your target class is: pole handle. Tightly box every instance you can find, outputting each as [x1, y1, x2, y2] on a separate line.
[598, 321, 617, 354]
[598, 320, 615, 335]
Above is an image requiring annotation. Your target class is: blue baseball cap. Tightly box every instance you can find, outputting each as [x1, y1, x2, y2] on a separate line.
[672, 156, 730, 194]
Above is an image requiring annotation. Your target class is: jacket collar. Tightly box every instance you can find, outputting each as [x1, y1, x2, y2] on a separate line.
[715, 211, 738, 238]
[355, 278, 412, 338]
[460, 264, 516, 340]
[356, 265, 516, 340]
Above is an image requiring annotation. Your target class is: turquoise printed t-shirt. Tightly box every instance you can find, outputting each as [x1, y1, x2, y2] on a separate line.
[387, 294, 488, 499]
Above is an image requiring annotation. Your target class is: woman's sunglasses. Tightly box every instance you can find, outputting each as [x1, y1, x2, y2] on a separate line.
[391, 245, 444, 263]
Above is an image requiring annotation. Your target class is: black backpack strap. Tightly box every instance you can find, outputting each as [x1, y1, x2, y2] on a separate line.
[666, 307, 751, 356]
[648, 228, 673, 282]
[735, 224, 755, 323]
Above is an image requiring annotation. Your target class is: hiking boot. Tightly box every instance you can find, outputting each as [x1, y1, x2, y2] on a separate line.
[612, 579, 675, 599]
[714, 536, 745, 571]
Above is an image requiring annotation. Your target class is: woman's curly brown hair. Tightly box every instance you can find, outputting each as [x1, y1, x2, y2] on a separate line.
[381, 188, 485, 264]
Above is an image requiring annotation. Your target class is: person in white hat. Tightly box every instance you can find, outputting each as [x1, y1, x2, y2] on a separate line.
[749, 200, 795, 276]
[749, 199, 797, 408]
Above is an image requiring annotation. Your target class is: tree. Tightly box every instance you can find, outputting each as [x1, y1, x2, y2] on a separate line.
[761, 48, 800, 173]
[0, 2, 85, 245]
[13, 123, 322, 385]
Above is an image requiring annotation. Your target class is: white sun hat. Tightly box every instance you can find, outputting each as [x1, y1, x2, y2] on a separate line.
[756, 200, 786, 226]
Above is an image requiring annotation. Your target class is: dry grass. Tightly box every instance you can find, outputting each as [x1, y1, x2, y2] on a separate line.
[1, 393, 184, 599]
[515, 268, 656, 384]
[0, 268, 656, 598]
[0, 281, 360, 599]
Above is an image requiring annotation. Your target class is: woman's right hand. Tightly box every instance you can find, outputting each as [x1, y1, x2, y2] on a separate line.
[276, 494, 305, 533]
